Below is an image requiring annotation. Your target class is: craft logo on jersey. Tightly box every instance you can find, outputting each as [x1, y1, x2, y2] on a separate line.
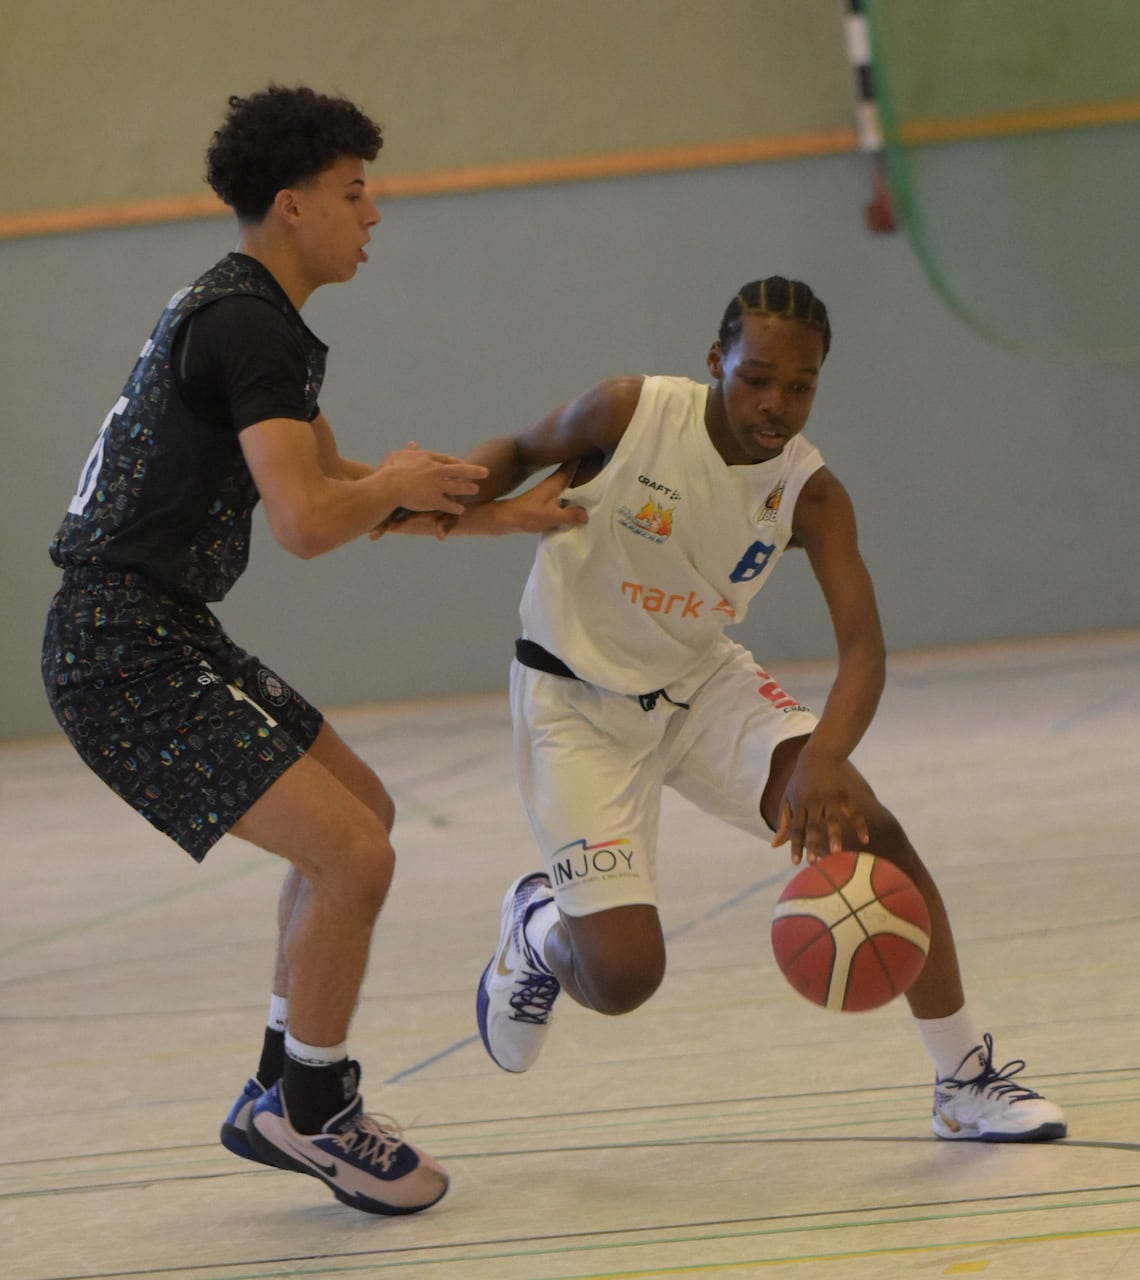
[619, 498, 674, 543]
[754, 480, 785, 525]
[551, 836, 637, 888]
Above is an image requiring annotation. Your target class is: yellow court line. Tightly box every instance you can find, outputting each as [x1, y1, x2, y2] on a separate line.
[545, 1222, 1140, 1279]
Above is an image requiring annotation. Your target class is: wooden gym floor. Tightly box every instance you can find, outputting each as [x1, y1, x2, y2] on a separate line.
[2, 630, 1138, 1280]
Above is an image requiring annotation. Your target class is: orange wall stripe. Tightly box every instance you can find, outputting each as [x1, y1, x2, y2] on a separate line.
[898, 96, 1140, 145]
[0, 131, 858, 241]
[3, 98, 1137, 242]
[0, 193, 227, 240]
[366, 130, 860, 199]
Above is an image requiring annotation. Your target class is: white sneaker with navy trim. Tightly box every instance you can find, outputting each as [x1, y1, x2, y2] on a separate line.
[932, 1034, 1067, 1141]
[477, 872, 562, 1072]
[247, 1077, 448, 1214]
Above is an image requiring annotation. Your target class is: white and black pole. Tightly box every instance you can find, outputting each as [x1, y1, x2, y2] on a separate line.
[845, 0, 897, 232]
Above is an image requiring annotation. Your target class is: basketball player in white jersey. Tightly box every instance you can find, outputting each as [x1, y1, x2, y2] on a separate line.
[394, 276, 1066, 1143]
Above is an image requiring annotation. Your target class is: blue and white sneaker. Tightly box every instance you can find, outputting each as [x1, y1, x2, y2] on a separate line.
[477, 872, 561, 1073]
[247, 1079, 448, 1215]
[220, 1077, 272, 1165]
[932, 1034, 1067, 1141]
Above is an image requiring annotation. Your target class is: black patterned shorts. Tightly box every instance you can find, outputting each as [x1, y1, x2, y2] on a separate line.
[42, 569, 323, 861]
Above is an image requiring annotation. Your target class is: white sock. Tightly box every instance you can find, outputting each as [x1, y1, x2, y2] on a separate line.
[268, 994, 289, 1033]
[914, 1007, 986, 1080]
[522, 899, 561, 973]
[284, 1032, 349, 1068]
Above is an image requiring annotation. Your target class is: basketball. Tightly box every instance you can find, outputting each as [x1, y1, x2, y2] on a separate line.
[770, 851, 931, 1012]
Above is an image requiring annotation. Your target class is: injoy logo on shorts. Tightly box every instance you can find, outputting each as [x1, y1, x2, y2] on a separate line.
[552, 837, 636, 887]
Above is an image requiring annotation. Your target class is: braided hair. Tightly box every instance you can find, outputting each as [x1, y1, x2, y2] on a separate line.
[718, 277, 831, 360]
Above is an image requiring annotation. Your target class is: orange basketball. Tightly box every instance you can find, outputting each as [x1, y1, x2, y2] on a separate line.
[771, 851, 931, 1012]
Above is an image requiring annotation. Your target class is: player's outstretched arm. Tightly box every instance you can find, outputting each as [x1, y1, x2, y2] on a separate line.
[384, 462, 589, 539]
[377, 376, 643, 539]
[240, 417, 486, 558]
[771, 467, 886, 863]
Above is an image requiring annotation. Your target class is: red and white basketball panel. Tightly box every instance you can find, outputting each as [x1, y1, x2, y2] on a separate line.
[770, 851, 931, 1012]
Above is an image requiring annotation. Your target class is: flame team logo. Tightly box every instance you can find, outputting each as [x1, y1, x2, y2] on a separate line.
[754, 480, 785, 524]
[619, 499, 674, 542]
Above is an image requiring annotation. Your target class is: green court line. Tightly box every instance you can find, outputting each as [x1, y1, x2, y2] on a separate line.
[7, 1089, 1139, 1194]
[65, 1194, 1140, 1280]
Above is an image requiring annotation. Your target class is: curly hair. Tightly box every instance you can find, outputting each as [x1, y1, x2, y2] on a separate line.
[206, 84, 383, 222]
[718, 277, 832, 361]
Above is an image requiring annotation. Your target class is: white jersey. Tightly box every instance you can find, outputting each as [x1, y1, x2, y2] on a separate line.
[518, 374, 824, 697]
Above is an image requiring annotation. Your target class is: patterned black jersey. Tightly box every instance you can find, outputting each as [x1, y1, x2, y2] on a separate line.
[49, 253, 328, 602]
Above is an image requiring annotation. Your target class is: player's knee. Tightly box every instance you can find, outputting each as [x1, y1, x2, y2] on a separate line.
[376, 787, 396, 833]
[564, 904, 666, 1014]
[334, 821, 395, 920]
[359, 768, 396, 831]
[587, 960, 665, 1015]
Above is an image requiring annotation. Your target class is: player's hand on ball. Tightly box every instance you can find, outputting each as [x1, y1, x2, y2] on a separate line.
[771, 752, 872, 865]
[380, 441, 488, 514]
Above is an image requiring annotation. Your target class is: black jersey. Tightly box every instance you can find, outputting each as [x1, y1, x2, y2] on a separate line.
[49, 253, 328, 602]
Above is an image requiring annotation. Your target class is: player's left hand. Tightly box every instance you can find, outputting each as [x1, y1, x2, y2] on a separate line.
[770, 751, 873, 866]
[499, 462, 588, 534]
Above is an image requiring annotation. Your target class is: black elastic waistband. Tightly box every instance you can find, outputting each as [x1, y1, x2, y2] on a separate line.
[58, 566, 203, 606]
[61, 566, 155, 588]
[513, 638, 690, 712]
[515, 638, 579, 680]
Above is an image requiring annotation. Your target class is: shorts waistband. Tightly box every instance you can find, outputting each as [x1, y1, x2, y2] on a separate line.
[58, 566, 202, 604]
[515, 638, 579, 680]
[513, 638, 690, 712]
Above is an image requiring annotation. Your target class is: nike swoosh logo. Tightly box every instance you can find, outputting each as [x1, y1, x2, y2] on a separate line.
[936, 1106, 961, 1134]
[496, 939, 514, 978]
[282, 1136, 339, 1178]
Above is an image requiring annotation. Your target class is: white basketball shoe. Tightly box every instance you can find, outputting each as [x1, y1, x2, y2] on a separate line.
[477, 872, 561, 1072]
[932, 1034, 1067, 1141]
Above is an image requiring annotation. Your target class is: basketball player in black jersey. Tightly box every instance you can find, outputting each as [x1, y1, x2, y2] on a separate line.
[42, 85, 580, 1216]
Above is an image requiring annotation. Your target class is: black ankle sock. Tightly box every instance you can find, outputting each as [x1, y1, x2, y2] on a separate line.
[256, 1027, 286, 1089]
[283, 1057, 359, 1135]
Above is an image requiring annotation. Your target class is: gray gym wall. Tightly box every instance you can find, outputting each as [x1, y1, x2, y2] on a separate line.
[4, 1, 1138, 742]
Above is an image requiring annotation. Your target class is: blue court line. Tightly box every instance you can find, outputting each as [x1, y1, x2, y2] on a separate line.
[384, 870, 791, 1085]
[662, 870, 789, 941]
[1050, 690, 1136, 734]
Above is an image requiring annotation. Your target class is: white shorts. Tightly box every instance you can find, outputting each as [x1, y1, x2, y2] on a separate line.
[510, 640, 818, 917]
